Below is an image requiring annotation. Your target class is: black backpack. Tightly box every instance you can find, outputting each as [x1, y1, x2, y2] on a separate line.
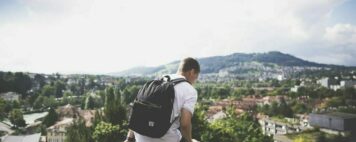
[128, 76, 188, 138]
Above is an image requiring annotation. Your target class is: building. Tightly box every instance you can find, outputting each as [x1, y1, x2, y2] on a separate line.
[260, 118, 301, 136]
[309, 112, 356, 135]
[46, 104, 96, 142]
[290, 85, 300, 92]
[46, 118, 73, 142]
[2, 133, 41, 142]
[0, 92, 20, 101]
[340, 80, 356, 88]
[317, 77, 330, 88]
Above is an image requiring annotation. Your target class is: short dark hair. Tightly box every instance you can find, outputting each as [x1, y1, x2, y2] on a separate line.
[177, 57, 200, 73]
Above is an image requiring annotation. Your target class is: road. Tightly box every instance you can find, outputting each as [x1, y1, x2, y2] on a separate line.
[274, 135, 293, 142]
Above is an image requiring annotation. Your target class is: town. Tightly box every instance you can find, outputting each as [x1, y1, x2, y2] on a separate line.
[1, 67, 356, 142]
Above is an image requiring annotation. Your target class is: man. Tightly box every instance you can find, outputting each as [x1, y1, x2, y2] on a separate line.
[125, 57, 200, 142]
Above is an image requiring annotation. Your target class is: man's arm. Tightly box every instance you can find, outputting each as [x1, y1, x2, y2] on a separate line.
[180, 108, 193, 142]
[124, 130, 135, 142]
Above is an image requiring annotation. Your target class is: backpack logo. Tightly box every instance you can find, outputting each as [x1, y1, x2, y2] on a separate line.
[148, 121, 155, 127]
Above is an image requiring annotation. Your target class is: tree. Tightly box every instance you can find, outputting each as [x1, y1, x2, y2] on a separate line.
[9, 109, 26, 128]
[34, 95, 45, 109]
[0, 98, 6, 120]
[85, 96, 95, 110]
[34, 74, 46, 89]
[316, 132, 326, 142]
[54, 81, 66, 98]
[192, 103, 209, 141]
[65, 119, 93, 142]
[63, 91, 74, 105]
[92, 121, 124, 142]
[13, 72, 32, 97]
[278, 98, 294, 117]
[104, 87, 127, 125]
[201, 113, 273, 142]
[41, 85, 56, 97]
[43, 107, 59, 127]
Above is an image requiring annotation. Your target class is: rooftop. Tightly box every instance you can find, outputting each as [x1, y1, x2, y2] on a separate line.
[311, 112, 356, 119]
[2, 133, 41, 142]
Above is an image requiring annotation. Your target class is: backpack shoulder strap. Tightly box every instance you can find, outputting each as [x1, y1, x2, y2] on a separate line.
[171, 78, 190, 85]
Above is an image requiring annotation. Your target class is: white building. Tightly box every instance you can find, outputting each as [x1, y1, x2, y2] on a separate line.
[291, 85, 300, 92]
[207, 111, 227, 122]
[317, 78, 330, 88]
[0, 92, 20, 101]
[47, 118, 73, 142]
[340, 80, 356, 88]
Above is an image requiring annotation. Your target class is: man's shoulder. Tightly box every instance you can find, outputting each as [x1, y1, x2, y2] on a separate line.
[168, 74, 197, 94]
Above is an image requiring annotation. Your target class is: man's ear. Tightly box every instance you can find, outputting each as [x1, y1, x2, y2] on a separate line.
[190, 69, 196, 75]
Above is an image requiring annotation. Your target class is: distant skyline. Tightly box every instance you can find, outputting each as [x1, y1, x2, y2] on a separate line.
[1, 0, 356, 74]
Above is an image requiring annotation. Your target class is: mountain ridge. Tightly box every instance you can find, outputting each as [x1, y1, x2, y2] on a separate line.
[109, 51, 353, 77]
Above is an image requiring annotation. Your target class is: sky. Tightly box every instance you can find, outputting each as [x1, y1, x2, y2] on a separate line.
[0, 0, 356, 74]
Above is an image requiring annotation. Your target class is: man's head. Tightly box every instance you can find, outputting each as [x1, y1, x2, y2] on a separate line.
[177, 57, 200, 84]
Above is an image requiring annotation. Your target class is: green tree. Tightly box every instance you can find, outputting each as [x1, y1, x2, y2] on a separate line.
[0, 98, 6, 120]
[92, 121, 123, 142]
[34, 74, 46, 89]
[279, 98, 294, 117]
[54, 81, 66, 98]
[9, 109, 26, 128]
[201, 113, 273, 142]
[34, 95, 45, 109]
[41, 85, 56, 97]
[43, 107, 59, 127]
[192, 103, 209, 141]
[13, 72, 32, 97]
[65, 119, 93, 142]
[85, 95, 95, 110]
[104, 87, 127, 125]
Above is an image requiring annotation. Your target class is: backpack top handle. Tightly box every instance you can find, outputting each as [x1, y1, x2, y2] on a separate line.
[161, 75, 171, 82]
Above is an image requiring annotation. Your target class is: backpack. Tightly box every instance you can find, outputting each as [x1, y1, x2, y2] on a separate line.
[128, 75, 188, 138]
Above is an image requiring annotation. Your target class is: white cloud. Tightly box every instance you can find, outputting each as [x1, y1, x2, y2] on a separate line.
[0, 0, 354, 74]
[324, 23, 356, 46]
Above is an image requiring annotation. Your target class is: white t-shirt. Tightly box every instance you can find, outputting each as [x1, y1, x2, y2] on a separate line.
[134, 74, 198, 142]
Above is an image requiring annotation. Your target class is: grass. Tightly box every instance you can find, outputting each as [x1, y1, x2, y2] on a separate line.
[286, 129, 348, 142]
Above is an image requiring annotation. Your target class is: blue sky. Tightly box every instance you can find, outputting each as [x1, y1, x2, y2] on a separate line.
[0, 0, 356, 74]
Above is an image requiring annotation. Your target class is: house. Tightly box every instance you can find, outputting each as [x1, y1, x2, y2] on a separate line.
[2, 133, 41, 142]
[47, 118, 73, 142]
[207, 111, 227, 122]
[0, 92, 20, 101]
[340, 80, 356, 88]
[317, 77, 330, 88]
[309, 112, 356, 136]
[57, 104, 96, 127]
[290, 85, 300, 92]
[260, 118, 301, 136]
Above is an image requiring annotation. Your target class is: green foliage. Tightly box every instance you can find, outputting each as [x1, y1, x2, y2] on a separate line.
[9, 109, 26, 128]
[291, 102, 309, 114]
[201, 113, 273, 142]
[92, 121, 124, 142]
[0, 98, 6, 120]
[104, 87, 127, 125]
[43, 107, 59, 127]
[121, 85, 140, 104]
[65, 119, 94, 142]
[41, 85, 56, 97]
[259, 99, 294, 117]
[192, 103, 209, 141]
[0, 72, 32, 97]
[85, 95, 95, 109]
[54, 81, 66, 98]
